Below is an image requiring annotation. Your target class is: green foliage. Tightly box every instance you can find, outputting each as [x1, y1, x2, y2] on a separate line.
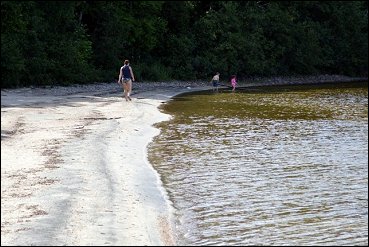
[1, 1, 27, 87]
[135, 62, 172, 82]
[1, 1, 367, 88]
[1, 1, 96, 87]
[324, 1, 368, 76]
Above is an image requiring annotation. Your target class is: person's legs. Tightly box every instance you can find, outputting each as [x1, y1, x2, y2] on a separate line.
[120, 83, 125, 97]
[123, 82, 129, 101]
[213, 80, 219, 92]
[126, 80, 132, 100]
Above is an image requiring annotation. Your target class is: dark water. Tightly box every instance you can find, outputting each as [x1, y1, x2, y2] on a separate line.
[148, 82, 368, 246]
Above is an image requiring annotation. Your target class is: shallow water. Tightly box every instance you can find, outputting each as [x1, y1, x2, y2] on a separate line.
[148, 82, 368, 246]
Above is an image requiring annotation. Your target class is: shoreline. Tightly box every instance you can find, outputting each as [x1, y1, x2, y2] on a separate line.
[1, 82, 212, 246]
[1, 75, 367, 246]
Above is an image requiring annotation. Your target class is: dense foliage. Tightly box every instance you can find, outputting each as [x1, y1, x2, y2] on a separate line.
[1, 1, 367, 88]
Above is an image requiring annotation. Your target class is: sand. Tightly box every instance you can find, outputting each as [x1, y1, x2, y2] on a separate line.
[1, 81, 212, 246]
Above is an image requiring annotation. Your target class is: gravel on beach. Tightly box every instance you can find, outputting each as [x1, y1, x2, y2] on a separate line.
[1, 74, 367, 98]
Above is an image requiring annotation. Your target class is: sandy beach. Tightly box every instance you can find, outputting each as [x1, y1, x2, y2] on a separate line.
[1, 76, 366, 246]
[1, 81, 212, 246]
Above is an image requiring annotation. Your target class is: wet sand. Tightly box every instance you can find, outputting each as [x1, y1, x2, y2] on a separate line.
[1, 81, 211, 246]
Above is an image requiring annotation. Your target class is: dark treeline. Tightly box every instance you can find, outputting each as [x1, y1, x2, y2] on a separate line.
[1, 1, 368, 88]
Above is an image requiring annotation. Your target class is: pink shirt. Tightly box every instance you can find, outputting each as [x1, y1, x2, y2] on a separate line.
[231, 78, 237, 86]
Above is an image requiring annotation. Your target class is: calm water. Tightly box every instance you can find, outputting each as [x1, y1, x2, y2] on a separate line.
[148, 82, 368, 246]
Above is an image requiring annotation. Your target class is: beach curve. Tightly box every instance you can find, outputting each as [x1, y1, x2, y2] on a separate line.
[1, 81, 211, 246]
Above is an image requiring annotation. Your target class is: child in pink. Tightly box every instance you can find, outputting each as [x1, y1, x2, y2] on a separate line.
[231, 75, 237, 92]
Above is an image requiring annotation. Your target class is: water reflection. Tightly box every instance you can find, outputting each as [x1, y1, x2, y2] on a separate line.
[148, 82, 368, 246]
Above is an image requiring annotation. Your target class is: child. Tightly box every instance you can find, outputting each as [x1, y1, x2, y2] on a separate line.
[211, 72, 220, 91]
[231, 75, 237, 92]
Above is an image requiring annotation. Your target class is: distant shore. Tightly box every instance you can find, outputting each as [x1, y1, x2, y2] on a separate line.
[1, 74, 367, 99]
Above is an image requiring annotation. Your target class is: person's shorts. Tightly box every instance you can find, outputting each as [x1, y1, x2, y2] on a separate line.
[122, 78, 132, 84]
[212, 80, 219, 87]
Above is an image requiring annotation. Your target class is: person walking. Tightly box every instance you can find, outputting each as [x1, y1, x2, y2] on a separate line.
[211, 72, 220, 92]
[118, 59, 135, 101]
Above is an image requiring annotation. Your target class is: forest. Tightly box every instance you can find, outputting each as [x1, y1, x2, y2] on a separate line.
[1, 1, 368, 88]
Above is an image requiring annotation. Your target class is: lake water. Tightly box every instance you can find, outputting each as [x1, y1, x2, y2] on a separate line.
[148, 82, 368, 246]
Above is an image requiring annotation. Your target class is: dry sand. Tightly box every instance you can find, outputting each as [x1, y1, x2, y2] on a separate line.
[1, 81, 212, 246]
